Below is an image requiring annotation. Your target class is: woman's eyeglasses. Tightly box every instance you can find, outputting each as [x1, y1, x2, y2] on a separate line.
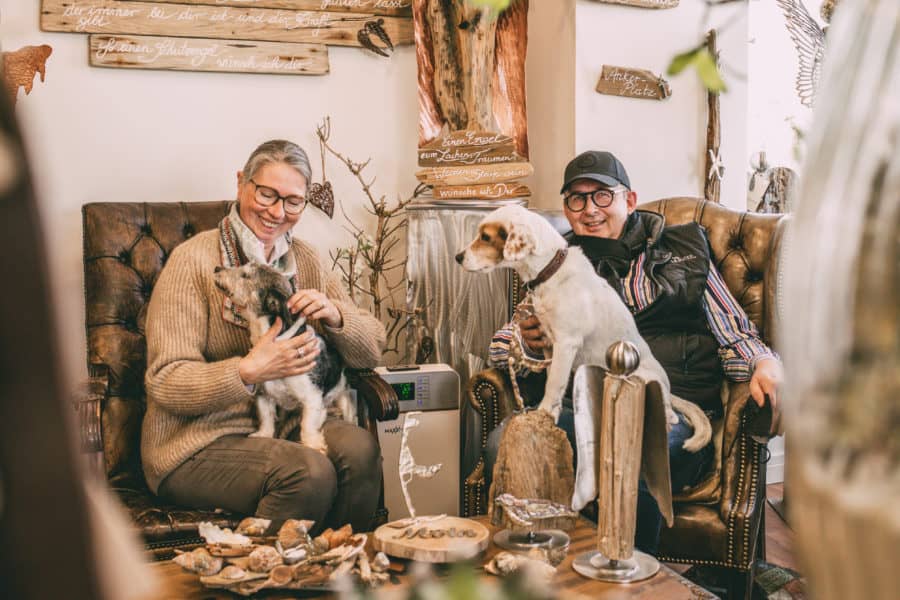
[250, 179, 306, 215]
[563, 187, 625, 212]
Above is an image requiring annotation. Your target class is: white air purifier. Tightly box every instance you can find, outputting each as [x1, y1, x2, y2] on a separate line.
[374, 364, 460, 520]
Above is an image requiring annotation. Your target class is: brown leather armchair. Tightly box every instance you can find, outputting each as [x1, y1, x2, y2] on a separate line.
[461, 198, 786, 599]
[80, 201, 399, 559]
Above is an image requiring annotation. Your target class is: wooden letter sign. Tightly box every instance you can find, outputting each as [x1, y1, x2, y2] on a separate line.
[418, 130, 521, 167]
[591, 0, 678, 8]
[415, 162, 534, 186]
[90, 35, 329, 75]
[139, 0, 413, 18]
[432, 182, 531, 200]
[595, 65, 671, 100]
[41, 0, 413, 48]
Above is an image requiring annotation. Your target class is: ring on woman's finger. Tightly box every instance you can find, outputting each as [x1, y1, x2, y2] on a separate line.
[297, 347, 305, 359]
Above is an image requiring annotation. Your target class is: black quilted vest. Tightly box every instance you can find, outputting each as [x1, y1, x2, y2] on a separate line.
[568, 211, 725, 414]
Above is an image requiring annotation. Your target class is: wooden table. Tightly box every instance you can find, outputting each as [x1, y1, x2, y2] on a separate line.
[150, 516, 717, 599]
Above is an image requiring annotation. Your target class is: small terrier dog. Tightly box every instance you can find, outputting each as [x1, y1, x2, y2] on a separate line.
[213, 263, 354, 453]
[456, 205, 711, 452]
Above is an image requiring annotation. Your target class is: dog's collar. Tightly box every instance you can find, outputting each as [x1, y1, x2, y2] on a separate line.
[522, 248, 568, 293]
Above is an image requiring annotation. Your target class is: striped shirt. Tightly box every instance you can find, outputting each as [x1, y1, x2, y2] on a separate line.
[490, 253, 777, 381]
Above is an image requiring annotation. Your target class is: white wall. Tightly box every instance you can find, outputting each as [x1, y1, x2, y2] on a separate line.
[574, 0, 748, 211]
[525, 0, 575, 208]
[2, 1, 418, 385]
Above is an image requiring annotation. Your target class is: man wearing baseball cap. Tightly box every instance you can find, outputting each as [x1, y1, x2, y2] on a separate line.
[485, 150, 783, 554]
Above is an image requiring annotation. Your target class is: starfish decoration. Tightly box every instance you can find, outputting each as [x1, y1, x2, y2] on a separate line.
[708, 149, 725, 182]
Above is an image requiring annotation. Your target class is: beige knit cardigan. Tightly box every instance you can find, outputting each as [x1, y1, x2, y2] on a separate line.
[141, 229, 386, 493]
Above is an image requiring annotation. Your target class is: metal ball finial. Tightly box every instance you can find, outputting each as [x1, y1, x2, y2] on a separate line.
[606, 341, 640, 376]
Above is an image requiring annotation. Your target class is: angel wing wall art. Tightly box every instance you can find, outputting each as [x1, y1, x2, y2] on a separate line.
[775, 0, 830, 108]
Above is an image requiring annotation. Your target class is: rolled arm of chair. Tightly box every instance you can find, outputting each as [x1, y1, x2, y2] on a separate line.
[461, 367, 520, 516]
[718, 381, 767, 523]
[74, 362, 108, 455]
[346, 368, 399, 422]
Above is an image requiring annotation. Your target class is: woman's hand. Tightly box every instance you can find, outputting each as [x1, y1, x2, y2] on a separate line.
[288, 288, 343, 328]
[238, 318, 321, 385]
[519, 315, 549, 354]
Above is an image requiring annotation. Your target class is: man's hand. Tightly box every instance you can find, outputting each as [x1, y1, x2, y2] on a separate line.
[238, 317, 321, 385]
[749, 357, 783, 409]
[519, 315, 550, 354]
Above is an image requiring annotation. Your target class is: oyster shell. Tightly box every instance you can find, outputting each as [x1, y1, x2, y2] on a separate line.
[248, 545, 283, 573]
[197, 522, 252, 547]
[173, 547, 223, 576]
[235, 517, 271, 537]
[484, 551, 556, 580]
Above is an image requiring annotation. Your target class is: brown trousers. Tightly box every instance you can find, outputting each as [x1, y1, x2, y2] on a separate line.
[158, 420, 382, 533]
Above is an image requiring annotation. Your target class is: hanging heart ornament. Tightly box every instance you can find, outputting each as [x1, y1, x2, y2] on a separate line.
[307, 181, 334, 218]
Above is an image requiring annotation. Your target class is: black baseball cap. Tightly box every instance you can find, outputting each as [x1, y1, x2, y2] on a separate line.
[560, 150, 631, 193]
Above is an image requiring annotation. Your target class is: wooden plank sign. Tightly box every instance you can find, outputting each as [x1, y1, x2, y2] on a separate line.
[432, 182, 531, 200]
[417, 129, 520, 167]
[591, 0, 678, 8]
[415, 162, 534, 186]
[41, 0, 413, 48]
[127, 0, 413, 18]
[90, 34, 329, 75]
[595, 65, 671, 100]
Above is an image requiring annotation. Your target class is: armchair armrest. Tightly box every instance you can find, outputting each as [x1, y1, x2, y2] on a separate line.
[74, 362, 109, 476]
[465, 367, 518, 423]
[346, 368, 399, 422]
[718, 381, 767, 521]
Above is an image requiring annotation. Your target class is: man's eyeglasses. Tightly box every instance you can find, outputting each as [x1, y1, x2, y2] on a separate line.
[563, 187, 625, 212]
[250, 178, 306, 215]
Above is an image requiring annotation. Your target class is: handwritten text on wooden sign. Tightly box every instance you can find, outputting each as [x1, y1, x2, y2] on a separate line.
[595, 65, 671, 100]
[41, 0, 413, 48]
[124, 0, 412, 18]
[590, 0, 678, 8]
[90, 34, 329, 75]
[416, 162, 534, 186]
[433, 182, 531, 200]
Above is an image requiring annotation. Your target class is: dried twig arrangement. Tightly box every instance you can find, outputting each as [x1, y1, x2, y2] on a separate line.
[315, 117, 429, 356]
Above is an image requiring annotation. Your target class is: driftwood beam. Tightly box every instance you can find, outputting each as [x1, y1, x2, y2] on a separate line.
[704, 29, 722, 203]
[120, 0, 413, 17]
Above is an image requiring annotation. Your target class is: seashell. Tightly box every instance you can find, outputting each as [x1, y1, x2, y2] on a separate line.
[235, 517, 271, 537]
[248, 545, 283, 573]
[269, 565, 294, 586]
[311, 535, 330, 554]
[219, 565, 247, 580]
[371, 551, 390, 573]
[280, 544, 308, 565]
[328, 524, 353, 548]
[278, 519, 315, 549]
[484, 552, 556, 580]
[198, 521, 252, 547]
[173, 547, 223, 576]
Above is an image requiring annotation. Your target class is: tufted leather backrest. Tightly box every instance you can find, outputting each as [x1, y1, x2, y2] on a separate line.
[83, 201, 231, 488]
[639, 198, 786, 344]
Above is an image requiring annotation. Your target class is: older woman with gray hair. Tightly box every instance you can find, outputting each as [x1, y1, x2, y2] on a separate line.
[141, 139, 386, 532]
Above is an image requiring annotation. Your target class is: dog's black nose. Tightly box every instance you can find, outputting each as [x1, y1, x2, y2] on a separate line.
[454, 251, 464, 265]
[214, 266, 223, 273]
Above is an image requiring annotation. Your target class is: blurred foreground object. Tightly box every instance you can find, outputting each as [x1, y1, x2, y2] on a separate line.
[780, 1, 900, 599]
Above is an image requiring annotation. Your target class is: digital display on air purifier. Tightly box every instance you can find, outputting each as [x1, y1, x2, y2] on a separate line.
[390, 382, 416, 401]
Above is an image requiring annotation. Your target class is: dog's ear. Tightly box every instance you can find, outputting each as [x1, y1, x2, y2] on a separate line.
[502, 222, 536, 262]
[263, 289, 294, 329]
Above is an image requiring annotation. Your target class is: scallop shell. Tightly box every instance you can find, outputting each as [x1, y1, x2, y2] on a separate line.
[248, 545, 283, 572]
[235, 517, 271, 537]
